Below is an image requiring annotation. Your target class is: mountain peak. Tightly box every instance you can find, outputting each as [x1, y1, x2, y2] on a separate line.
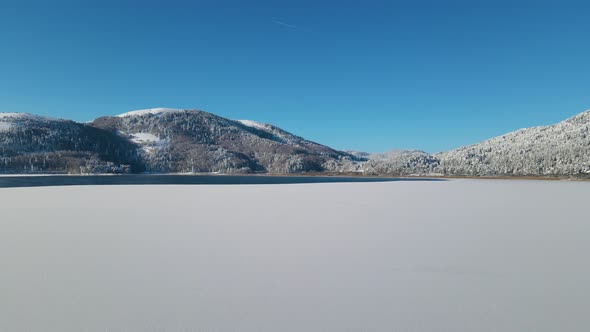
[236, 119, 269, 130]
[0, 113, 61, 132]
[0, 112, 55, 121]
[117, 108, 188, 118]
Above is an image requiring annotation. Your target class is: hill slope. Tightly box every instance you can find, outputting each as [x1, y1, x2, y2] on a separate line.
[348, 109, 590, 177]
[2, 107, 589, 177]
[347, 150, 439, 175]
[435, 110, 590, 176]
[0, 113, 142, 174]
[90, 108, 358, 173]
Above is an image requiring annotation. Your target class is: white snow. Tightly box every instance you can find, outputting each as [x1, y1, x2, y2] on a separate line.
[127, 132, 168, 154]
[0, 113, 31, 119]
[237, 119, 270, 131]
[0, 121, 12, 132]
[117, 108, 185, 117]
[0, 112, 52, 121]
[129, 132, 162, 144]
[0, 113, 58, 132]
[0, 179, 589, 331]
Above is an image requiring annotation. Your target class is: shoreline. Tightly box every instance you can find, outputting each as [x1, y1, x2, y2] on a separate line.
[0, 172, 589, 182]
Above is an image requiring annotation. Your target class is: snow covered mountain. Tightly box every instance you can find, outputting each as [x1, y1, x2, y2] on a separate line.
[0, 113, 56, 131]
[435, 109, 590, 176]
[90, 108, 358, 173]
[2, 107, 589, 177]
[358, 150, 440, 175]
[117, 108, 184, 118]
[361, 109, 590, 177]
[0, 113, 142, 174]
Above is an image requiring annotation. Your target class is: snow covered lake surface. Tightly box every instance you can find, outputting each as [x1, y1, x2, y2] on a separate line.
[1, 179, 589, 331]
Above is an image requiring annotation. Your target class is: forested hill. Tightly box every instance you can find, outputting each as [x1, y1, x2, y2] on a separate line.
[0, 113, 142, 174]
[1, 108, 589, 177]
[0, 109, 360, 174]
[434, 110, 590, 176]
[89, 108, 359, 174]
[360, 109, 590, 177]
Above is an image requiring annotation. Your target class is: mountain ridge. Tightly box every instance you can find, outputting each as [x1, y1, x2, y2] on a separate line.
[432, 108, 590, 176]
[88, 109, 358, 174]
[1, 107, 589, 177]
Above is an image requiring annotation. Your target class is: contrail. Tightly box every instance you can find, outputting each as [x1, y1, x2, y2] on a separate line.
[271, 19, 300, 30]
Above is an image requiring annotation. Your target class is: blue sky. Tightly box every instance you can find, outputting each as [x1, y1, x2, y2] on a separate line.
[1, 0, 589, 153]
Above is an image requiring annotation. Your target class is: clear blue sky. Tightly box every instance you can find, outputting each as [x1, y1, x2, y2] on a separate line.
[1, 0, 589, 153]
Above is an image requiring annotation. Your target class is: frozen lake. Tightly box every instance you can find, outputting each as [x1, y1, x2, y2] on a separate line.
[0, 174, 435, 188]
[1, 179, 589, 331]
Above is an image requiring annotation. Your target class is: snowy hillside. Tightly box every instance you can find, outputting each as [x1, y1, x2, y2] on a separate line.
[0, 112, 141, 174]
[117, 108, 185, 117]
[361, 109, 590, 177]
[361, 150, 440, 175]
[436, 109, 590, 176]
[236, 119, 268, 131]
[90, 109, 358, 174]
[0, 113, 62, 132]
[2, 107, 590, 177]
